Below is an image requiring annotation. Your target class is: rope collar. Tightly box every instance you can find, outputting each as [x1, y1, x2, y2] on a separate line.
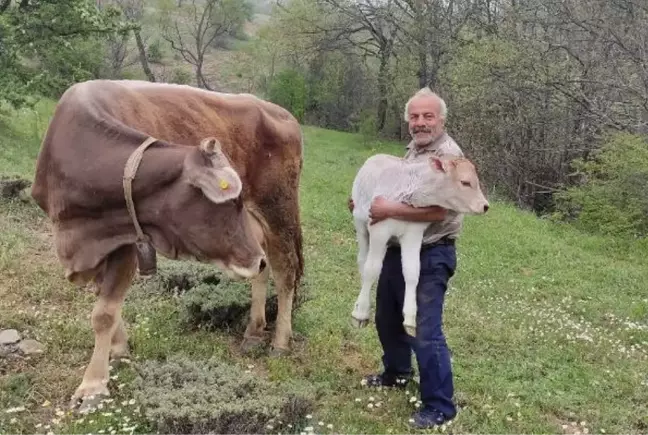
[123, 136, 158, 243]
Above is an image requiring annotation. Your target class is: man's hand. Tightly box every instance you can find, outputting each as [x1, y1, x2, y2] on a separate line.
[369, 196, 394, 225]
[348, 197, 354, 213]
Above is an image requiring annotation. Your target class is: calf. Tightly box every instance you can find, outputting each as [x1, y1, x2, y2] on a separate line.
[350, 154, 488, 336]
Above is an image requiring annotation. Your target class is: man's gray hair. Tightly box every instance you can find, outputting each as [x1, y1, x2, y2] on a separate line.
[403, 87, 448, 121]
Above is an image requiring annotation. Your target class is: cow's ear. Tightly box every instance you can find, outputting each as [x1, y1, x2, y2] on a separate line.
[184, 150, 243, 203]
[201, 167, 243, 203]
[200, 137, 221, 156]
[430, 156, 447, 172]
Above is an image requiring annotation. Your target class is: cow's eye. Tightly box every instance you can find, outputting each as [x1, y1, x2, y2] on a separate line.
[461, 181, 471, 187]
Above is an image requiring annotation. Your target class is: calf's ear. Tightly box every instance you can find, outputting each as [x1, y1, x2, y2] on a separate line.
[430, 156, 447, 172]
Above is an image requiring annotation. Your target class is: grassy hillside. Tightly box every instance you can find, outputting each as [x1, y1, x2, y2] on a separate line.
[1, 104, 647, 434]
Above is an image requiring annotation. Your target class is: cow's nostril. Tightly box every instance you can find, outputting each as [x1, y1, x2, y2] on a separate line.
[259, 258, 267, 272]
[484, 204, 490, 213]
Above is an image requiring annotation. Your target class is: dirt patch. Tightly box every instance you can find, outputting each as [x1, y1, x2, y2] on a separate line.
[0, 176, 31, 200]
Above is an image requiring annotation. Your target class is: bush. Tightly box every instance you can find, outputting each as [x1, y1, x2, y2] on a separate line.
[131, 260, 307, 333]
[147, 39, 164, 64]
[268, 69, 306, 123]
[133, 355, 315, 434]
[170, 68, 191, 85]
[553, 133, 648, 237]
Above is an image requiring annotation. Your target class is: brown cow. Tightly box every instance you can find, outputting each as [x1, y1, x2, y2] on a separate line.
[31, 79, 304, 410]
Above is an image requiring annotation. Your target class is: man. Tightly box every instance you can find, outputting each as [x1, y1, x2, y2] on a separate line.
[348, 87, 463, 429]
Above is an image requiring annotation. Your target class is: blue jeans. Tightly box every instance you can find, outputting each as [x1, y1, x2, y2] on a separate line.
[375, 242, 457, 418]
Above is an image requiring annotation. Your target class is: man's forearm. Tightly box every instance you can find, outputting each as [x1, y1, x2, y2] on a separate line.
[389, 203, 447, 222]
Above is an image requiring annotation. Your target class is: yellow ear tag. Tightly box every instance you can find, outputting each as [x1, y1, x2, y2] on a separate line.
[219, 179, 229, 190]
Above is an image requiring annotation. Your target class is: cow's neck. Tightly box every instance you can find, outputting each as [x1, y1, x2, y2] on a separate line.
[122, 144, 191, 260]
[399, 161, 447, 207]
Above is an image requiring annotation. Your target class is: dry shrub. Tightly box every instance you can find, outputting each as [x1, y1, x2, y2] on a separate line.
[133, 355, 315, 434]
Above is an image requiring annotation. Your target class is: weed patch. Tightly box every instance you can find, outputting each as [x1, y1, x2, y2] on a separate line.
[133, 355, 315, 434]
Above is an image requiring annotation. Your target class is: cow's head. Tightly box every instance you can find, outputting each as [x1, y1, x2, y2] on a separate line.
[170, 137, 266, 278]
[425, 155, 489, 214]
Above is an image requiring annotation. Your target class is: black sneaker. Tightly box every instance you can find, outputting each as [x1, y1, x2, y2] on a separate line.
[409, 408, 452, 429]
[362, 372, 411, 388]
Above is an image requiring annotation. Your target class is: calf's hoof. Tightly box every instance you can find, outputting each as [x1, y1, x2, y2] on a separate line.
[351, 316, 369, 328]
[404, 324, 416, 337]
[69, 381, 110, 414]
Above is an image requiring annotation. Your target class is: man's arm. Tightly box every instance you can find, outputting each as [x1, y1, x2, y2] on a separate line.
[369, 197, 447, 225]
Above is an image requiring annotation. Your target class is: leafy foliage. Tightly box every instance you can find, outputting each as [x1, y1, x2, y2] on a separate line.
[268, 69, 306, 122]
[553, 133, 648, 237]
[0, 0, 131, 107]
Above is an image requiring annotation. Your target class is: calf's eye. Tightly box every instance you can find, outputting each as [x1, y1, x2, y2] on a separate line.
[461, 181, 471, 187]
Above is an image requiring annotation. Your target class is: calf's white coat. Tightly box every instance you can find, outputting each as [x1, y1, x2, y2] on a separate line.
[350, 153, 488, 336]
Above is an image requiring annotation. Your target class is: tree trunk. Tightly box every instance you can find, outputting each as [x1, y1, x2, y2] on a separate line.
[376, 41, 393, 132]
[195, 59, 213, 90]
[418, 48, 428, 88]
[134, 30, 155, 82]
[377, 58, 388, 132]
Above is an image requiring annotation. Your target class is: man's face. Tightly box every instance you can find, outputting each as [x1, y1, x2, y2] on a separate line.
[407, 95, 445, 147]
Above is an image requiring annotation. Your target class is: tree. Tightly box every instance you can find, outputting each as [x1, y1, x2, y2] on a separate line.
[102, 0, 156, 81]
[0, 0, 130, 107]
[160, 0, 252, 90]
[312, 0, 401, 132]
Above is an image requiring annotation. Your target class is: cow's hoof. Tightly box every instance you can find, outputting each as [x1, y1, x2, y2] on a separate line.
[404, 324, 416, 337]
[69, 382, 109, 413]
[109, 354, 131, 370]
[110, 344, 130, 361]
[351, 316, 369, 328]
[240, 336, 265, 354]
[269, 347, 290, 358]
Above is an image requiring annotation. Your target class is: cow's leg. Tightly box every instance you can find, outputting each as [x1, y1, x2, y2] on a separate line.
[241, 265, 271, 352]
[110, 318, 129, 360]
[399, 226, 425, 337]
[351, 222, 391, 328]
[264, 229, 303, 355]
[269, 254, 295, 355]
[70, 244, 137, 412]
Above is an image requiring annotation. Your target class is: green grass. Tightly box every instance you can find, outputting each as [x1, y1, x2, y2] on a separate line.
[1, 104, 647, 434]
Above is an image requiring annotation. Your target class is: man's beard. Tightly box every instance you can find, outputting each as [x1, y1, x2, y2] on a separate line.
[411, 126, 442, 145]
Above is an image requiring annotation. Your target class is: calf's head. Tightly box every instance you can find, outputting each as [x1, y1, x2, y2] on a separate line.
[422, 155, 489, 214]
[170, 137, 266, 279]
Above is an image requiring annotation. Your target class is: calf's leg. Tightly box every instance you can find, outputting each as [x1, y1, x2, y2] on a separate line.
[352, 221, 391, 327]
[354, 217, 370, 276]
[399, 225, 426, 336]
[70, 244, 137, 412]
